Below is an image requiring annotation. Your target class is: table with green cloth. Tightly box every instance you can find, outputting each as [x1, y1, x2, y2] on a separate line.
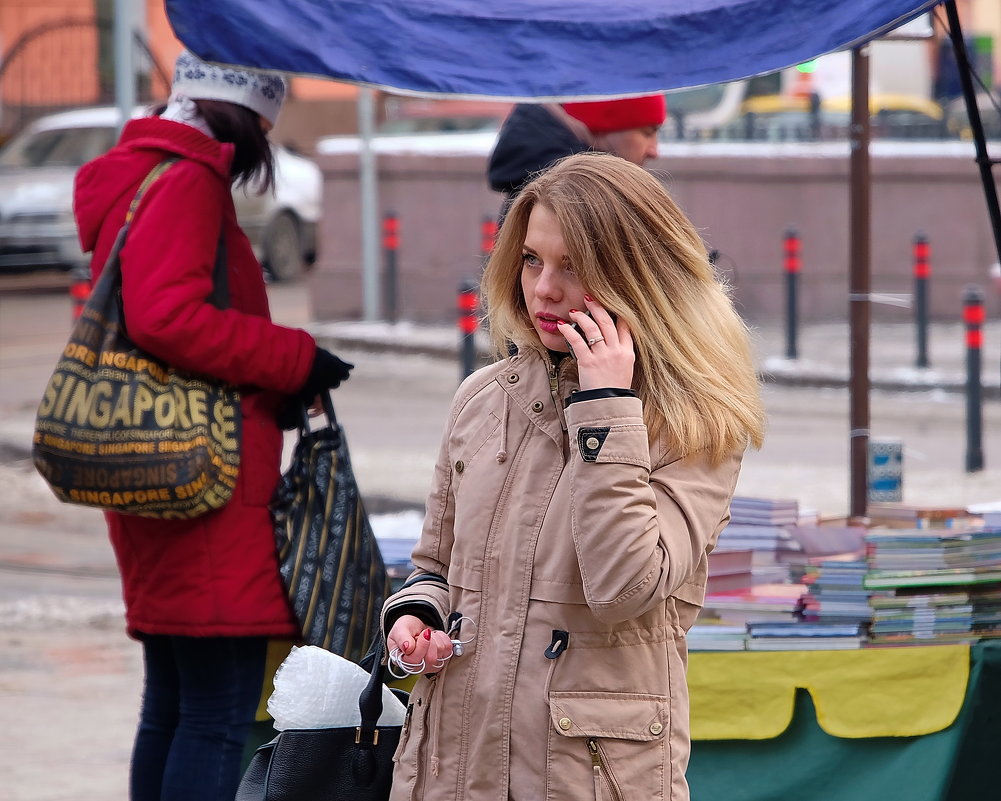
[686, 641, 1001, 801]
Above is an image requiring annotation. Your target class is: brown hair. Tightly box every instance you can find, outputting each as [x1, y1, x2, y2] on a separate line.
[482, 152, 765, 462]
[153, 99, 276, 192]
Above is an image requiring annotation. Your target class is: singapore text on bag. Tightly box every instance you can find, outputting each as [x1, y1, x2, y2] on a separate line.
[272, 393, 391, 661]
[31, 158, 241, 519]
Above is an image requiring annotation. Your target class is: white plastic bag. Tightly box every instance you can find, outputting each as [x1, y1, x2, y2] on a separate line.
[268, 645, 407, 731]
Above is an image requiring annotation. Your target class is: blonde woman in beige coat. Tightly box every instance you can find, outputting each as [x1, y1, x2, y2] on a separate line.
[383, 152, 766, 801]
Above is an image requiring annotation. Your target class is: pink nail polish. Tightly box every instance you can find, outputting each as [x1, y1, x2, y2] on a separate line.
[584, 294, 594, 302]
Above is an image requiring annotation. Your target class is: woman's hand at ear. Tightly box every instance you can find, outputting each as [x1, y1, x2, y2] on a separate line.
[557, 295, 634, 391]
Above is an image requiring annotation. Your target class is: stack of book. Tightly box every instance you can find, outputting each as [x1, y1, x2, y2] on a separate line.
[801, 559, 871, 625]
[715, 496, 806, 566]
[792, 559, 871, 648]
[745, 620, 867, 650]
[729, 496, 801, 526]
[706, 549, 755, 592]
[686, 624, 749, 651]
[714, 523, 802, 556]
[867, 502, 972, 529]
[700, 582, 807, 626]
[864, 526, 1001, 644]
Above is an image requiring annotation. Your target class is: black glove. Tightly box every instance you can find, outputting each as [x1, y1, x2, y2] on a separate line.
[298, 347, 354, 399]
[277, 348, 354, 430]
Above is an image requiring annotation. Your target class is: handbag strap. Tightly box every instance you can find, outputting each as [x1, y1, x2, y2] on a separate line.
[297, 389, 340, 433]
[124, 157, 178, 225]
[124, 157, 231, 310]
[357, 638, 389, 743]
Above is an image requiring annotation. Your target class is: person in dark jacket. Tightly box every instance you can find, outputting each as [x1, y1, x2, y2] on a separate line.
[72, 50, 351, 801]
[487, 95, 667, 218]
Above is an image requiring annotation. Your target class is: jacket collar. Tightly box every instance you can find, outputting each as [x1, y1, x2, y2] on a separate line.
[497, 347, 579, 447]
[117, 116, 234, 179]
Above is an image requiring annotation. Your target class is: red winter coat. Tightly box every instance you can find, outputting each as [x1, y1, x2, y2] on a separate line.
[73, 116, 315, 638]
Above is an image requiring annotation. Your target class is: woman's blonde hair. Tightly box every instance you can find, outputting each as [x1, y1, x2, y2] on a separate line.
[482, 152, 765, 462]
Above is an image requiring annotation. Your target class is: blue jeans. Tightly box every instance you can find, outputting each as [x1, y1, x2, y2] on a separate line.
[131, 635, 268, 801]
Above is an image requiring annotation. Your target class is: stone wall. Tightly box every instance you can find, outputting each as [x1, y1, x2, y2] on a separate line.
[309, 145, 1001, 324]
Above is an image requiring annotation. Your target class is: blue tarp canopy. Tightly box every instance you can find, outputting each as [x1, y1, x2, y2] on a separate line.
[165, 0, 940, 100]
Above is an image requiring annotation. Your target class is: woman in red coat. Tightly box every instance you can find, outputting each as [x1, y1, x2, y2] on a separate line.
[72, 50, 350, 801]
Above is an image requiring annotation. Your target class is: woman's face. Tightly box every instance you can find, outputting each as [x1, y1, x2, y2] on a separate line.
[520, 204, 588, 352]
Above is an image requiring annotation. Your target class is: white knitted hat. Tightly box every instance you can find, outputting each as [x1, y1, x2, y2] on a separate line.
[170, 49, 287, 126]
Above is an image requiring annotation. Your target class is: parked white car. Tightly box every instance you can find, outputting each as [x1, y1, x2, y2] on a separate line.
[0, 106, 321, 281]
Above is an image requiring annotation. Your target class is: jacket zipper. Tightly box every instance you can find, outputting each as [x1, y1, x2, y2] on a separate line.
[411, 676, 439, 800]
[587, 738, 623, 801]
[548, 359, 568, 432]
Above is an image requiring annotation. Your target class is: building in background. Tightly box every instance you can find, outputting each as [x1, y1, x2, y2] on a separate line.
[0, 0, 360, 151]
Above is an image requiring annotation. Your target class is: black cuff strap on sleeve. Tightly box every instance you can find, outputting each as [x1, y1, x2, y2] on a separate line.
[564, 387, 637, 408]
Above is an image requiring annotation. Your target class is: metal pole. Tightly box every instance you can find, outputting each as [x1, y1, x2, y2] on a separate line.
[113, 0, 135, 135]
[913, 232, 930, 369]
[944, 2, 1001, 272]
[944, 1, 1001, 394]
[358, 88, 380, 321]
[963, 286, 985, 472]
[783, 227, 800, 360]
[848, 46, 871, 521]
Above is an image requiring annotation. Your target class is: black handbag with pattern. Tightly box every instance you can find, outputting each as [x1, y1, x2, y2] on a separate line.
[271, 392, 390, 660]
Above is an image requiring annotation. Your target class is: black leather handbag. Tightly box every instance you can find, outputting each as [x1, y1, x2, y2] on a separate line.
[236, 640, 401, 801]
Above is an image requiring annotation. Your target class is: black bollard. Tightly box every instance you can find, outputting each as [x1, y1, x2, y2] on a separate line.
[963, 285, 985, 472]
[783, 227, 800, 360]
[382, 212, 399, 323]
[458, 280, 479, 380]
[913, 232, 930, 368]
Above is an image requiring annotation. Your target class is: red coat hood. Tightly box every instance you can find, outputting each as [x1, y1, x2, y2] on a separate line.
[74, 117, 235, 254]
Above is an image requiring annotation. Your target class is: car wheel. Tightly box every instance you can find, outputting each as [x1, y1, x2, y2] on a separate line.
[263, 212, 305, 282]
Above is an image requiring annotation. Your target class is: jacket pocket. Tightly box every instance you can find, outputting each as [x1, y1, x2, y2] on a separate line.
[546, 692, 668, 801]
[451, 410, 501, 478]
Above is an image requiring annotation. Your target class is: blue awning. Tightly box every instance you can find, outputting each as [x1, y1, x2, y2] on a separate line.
[165, 0, 941, 100]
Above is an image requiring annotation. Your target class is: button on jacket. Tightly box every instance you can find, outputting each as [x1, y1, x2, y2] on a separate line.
[73, 117, 315, 638]
[384, 347, 743, 801]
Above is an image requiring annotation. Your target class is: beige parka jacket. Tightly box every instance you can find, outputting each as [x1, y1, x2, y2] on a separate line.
[383, 347, 742, 801]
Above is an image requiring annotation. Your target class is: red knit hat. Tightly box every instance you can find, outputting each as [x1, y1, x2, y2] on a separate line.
[562, 95, 667, 134]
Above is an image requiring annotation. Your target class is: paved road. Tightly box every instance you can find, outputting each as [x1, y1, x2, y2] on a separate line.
[1, 281, 999, 800]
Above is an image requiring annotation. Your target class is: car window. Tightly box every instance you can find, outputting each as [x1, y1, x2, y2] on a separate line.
[0, 126, 116, 168]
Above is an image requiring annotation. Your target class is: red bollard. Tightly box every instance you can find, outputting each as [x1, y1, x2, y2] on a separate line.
[457, 280, 479, 379]
[69, 278, 91, 320]
[913, 232, 930, 368]
[783, 227, 800, 359]
[382, 212, 400, 323]
[963, 285, 985, 472]
[480, 217, 497, 264]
